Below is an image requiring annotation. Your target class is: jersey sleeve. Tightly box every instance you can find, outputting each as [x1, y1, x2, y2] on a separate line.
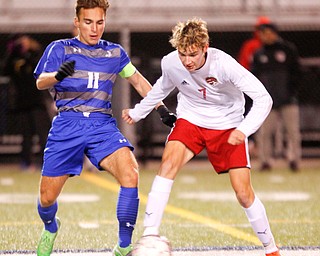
[223, 53, 273, 137]
[33, 41, 54, 79]
[33, 41, 65, 78]
[129, 57, 176, 122]
[118, 45, 132, 74]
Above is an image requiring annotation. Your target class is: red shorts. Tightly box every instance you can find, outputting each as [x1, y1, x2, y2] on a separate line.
[167, 119, 251, 173]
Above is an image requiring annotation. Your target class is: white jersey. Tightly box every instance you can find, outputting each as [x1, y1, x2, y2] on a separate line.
[130, 48, 272, 137]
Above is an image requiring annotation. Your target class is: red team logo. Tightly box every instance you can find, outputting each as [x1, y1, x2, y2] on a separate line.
[206, 76, 217, 85]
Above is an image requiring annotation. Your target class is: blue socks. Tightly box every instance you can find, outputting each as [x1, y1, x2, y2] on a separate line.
[117, 187, 139, 248]
[37, 187, 139, 247]
[37, 200, 58, 233]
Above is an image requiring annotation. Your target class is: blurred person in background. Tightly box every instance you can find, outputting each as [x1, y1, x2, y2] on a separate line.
[238, 16, 271, 157]
[123, 17, 281, 256]
[252, 22, 302, 172]
[3, 34, 51, 171]
[238, 16, 271, 71]
[33, 0, 175, 256]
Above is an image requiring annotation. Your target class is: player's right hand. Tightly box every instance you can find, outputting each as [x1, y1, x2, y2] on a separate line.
[122, 109, 135, 125]
[227, 129, 246, 145]
[55, 60, 76, 81]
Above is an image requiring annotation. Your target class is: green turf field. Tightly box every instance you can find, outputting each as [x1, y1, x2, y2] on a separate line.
[0, 161, 319, 253]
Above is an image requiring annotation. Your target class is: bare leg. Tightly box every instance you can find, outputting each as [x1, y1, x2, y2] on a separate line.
[39, 175, 69, 207]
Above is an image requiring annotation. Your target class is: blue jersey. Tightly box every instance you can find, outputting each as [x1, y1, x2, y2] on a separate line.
[34, 37, 133, 115]
[34, 38, 135, 176]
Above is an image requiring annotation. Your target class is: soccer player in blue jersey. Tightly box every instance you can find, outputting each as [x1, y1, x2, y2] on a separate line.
[33, 1, 176, 256]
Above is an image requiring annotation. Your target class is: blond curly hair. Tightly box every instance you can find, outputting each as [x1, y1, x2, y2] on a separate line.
[169, 17, 209, 50]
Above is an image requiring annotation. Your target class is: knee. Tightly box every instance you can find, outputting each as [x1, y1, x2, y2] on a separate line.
[39, 188, 57, 207]
[119, 166, 139, 187]
[235, 187, 255, 208]
[159, 159, 178, 179]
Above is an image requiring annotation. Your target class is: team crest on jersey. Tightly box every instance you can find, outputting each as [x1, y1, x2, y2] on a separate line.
[206, 76, 217, 85]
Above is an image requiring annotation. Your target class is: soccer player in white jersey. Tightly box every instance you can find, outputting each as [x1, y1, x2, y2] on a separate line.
[33, 1, 175, 256]
[122, 18, 281, 256]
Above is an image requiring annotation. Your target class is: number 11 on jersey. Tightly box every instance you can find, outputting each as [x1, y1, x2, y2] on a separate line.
[87, 72, 99, 89]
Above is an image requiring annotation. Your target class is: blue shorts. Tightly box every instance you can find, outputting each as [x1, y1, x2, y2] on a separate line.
[42, 111, 134, 177]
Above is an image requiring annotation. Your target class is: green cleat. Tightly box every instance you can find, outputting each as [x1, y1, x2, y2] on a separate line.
[37, 217, 61, 256]
[112, 244, 133, 256]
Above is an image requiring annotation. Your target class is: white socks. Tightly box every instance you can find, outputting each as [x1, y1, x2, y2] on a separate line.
[143, 177, 278, 254]
[244, 197, 278, 254]
[143, 175, 174, 236]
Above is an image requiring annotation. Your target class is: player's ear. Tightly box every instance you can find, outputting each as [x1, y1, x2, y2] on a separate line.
[203, 43, 209, 53]
[73, 17, 79, 29]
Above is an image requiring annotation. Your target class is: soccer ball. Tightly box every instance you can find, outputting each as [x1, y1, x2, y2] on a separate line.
[132, 235, 172, 256]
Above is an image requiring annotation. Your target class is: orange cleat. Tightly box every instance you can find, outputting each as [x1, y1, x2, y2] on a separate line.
[266, 250, 281, 256]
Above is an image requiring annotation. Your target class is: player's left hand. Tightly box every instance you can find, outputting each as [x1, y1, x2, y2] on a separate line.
[228, 129, 246, 145]
[156, 105, 177, 128]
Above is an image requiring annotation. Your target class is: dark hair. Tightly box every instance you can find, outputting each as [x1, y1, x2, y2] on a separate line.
[75, 0, 110, 18]
[257, 23, 278, 33]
